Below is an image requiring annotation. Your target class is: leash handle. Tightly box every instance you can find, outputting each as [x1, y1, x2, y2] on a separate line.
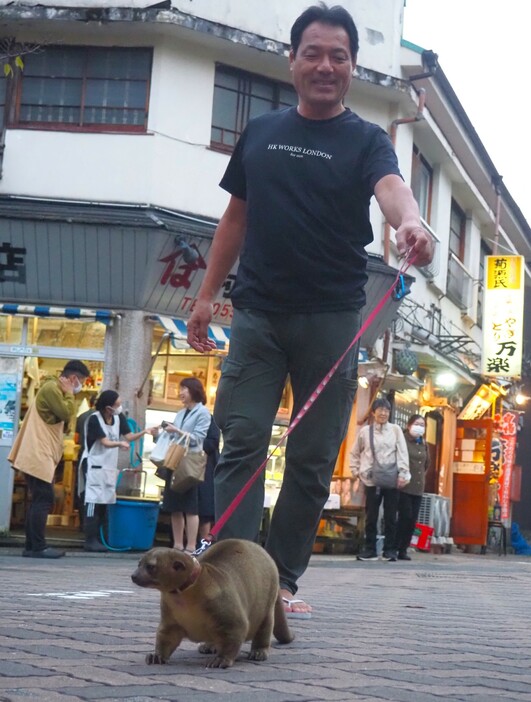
[209, 253, 417, 539]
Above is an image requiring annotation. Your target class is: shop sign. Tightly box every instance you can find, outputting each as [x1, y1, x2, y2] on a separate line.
[156, 244, 236, 324]
[499, 411, 518, 522]
[0, 242, 26, 284]
[458, 383, 499, 420]
[489, 437, 502, 485]
[481, 256, 524, 377]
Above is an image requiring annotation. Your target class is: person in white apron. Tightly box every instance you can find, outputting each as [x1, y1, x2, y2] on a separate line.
[79, 390, 153, 552]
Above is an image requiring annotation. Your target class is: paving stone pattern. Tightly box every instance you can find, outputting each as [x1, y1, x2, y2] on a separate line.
[0, 548, 530, 701]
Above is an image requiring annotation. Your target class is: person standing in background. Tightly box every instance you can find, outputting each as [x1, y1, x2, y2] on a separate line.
[157, 378, 211, 553]
[80, 390, 152, 552]
[350, 398, 410, 562]
[396, 414, 429, 560]
[197, 416, 221, 546]
[8, 360, 91, 559]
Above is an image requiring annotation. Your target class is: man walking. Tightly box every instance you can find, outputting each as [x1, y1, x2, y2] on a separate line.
[187, 3, 432, 616]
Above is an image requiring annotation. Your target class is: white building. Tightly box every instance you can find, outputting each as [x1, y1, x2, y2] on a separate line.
[0, 0, 529, 545]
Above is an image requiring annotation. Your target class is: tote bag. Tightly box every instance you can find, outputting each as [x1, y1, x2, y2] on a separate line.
[163, 434, 189, 470]
[170, 438, 207, 494]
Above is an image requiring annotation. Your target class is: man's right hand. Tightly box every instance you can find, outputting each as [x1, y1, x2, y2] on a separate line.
[58, 375, 75, 394]
[187, 300, 218, 353]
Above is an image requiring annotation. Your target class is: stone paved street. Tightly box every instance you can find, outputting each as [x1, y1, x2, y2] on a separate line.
[0, 548, 530, 702]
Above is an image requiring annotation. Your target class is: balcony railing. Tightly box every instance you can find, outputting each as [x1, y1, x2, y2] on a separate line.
[417, 218, 440, 280]
[446, 253, 473, 310]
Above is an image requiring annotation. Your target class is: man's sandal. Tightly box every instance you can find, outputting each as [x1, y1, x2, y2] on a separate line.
[282, 596, 312, 620]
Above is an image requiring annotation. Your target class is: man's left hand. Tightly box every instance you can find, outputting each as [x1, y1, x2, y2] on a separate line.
[396, 223, 434, 267]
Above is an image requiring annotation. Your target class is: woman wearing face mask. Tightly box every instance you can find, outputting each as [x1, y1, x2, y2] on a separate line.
[79, 390, 152, 552]
[395, 414, 430, 561]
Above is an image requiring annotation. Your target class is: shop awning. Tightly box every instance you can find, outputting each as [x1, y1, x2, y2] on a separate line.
[0, 303, 114, 324]
[157, 315, 230, 350]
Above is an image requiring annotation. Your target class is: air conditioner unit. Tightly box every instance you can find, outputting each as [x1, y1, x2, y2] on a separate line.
[418, 493, 453, 545]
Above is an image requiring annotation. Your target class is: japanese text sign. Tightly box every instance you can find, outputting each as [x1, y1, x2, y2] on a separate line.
[481, 256, 524, 377]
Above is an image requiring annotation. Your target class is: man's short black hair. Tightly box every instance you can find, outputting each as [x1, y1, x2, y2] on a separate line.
[371, 397, 391, 413]
[62, 360, 90, 378]
[291, 2, 359, 59]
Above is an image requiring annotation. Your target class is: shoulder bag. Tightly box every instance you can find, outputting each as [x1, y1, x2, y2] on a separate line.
[369, 423, 399, 489]
[169, 431, 207, 493]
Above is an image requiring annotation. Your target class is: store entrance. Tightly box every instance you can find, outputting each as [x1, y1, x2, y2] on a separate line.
[0, 311, 108, 534]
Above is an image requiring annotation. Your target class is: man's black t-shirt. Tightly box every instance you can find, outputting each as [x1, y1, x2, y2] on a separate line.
[85, 412, 130, 452]
[220, 107, 402, 312]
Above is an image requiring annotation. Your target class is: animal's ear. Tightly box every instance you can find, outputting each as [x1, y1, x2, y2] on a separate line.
[173, 560, 186, 572]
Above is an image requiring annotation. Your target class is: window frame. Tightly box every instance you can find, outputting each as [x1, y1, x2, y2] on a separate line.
[8, 45, 153, 134]
[210, 63, 297, 153]
[411, 144, 433, 224]
[449, 198, 466, 262]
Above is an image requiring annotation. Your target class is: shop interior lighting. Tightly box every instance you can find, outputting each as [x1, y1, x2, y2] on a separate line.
[515, 394, 531, 405]
[435, 372, 458, 390]
[358, 376, 370, 389]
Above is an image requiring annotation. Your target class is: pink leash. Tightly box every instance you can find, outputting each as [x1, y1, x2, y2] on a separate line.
[201, 252, 417, 545]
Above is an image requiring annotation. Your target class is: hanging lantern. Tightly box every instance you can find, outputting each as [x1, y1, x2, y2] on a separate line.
[394, 347, 418, 376]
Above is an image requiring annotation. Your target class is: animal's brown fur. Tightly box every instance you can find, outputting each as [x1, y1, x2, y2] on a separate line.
[131, 539, 294, 668]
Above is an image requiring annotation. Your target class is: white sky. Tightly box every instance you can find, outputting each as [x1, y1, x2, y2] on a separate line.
[402, 0, 531, 226]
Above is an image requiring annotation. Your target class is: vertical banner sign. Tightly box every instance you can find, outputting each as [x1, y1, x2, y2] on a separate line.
[482, 256, 524, 377]
[499, 411, 518, 522]
[0, 357, 19, 444]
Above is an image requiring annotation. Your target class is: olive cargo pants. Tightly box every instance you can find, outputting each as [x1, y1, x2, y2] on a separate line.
[213, 308, 360, 594]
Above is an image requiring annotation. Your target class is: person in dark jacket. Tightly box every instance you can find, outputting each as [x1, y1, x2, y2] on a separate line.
[197, 416, 221, 545]
[396, 414, 430, 560]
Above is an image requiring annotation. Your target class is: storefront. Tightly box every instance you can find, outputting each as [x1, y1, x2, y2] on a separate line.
[0, 196, 413, 544]
[0, 306, 109, 530]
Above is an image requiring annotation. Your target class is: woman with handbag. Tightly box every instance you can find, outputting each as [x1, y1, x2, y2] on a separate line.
[157, 377, 211, 553]
[349, 398, 410, 562]
[395, 414, 429, 560]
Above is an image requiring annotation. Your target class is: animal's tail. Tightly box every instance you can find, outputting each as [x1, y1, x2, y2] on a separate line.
[273, 592, 295, 644]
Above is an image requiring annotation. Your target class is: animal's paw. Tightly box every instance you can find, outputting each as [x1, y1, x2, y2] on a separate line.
[198, 643, 216, 655]
[145, 652, 167, 665]
[248, 648, 268, 662]
[206, 655, 233, 669]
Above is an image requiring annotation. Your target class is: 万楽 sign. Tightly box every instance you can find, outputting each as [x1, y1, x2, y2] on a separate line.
[481, 256, 524, 378]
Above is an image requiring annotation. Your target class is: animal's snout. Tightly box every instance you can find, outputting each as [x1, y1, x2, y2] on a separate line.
[131, 568, 145, 586]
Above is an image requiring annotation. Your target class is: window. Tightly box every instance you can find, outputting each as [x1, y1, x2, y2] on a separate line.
[477, 241, 491, 328]
[211, 64, 297, 151]
[411, 145, 433, 224]
[447, 199, 472, 309]
[449, 198, 466, 261]
[0, 74, 7, 126]
[10, 46, 152, 132]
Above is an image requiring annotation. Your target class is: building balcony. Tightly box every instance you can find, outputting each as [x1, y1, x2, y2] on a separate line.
[417, 218, 440, 280]
[446, 253, 474, 311]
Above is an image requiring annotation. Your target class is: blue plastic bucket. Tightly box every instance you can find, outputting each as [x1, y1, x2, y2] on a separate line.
[107, 500, 160, 550]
